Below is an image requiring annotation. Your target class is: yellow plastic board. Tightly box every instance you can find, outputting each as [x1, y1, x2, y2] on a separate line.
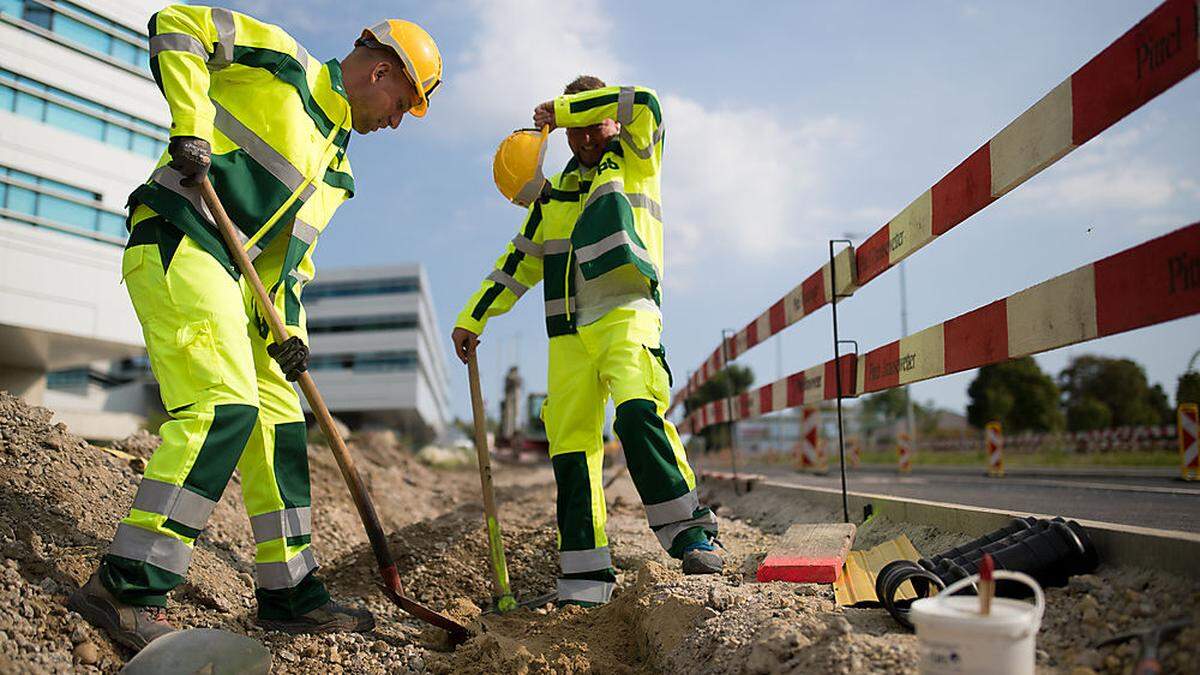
[834, 533, 922, 606]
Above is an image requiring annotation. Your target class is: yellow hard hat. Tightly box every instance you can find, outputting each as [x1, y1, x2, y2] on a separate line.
[365, 20, 442, 118]
[493, 126, 550, 207]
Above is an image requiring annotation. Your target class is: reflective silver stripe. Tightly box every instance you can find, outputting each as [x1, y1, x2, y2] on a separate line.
[626, 193, 662, 221]
[545, 297, 575, 317]
[575, 230, 652, 269]
[643, 490, 700, 528]
[109, 523, 193, 576]
[250, 507, 312, 543]
[231, 226, 264, 261]
[256, 549, 317, 590]
[620, 124, 664, 160]
[652, 509, 718, 551]
[617, 86, 635, 126]
[584, 179, 624, 210]
[294, 42, 310, 73]
[209, 7, 235, 69]
[556, 578, 614, 604]
[149, 165, 214, 224]
[130, 478, 218, 530]
[544, 238, 571, 255]
[512, 235, 543, 258]
[487, 270, 528, 298]
[149, 33, 208, 59]
[213, 102, 306, 192]
[560, 546, 612, 574]
[291, 218, 319, 246]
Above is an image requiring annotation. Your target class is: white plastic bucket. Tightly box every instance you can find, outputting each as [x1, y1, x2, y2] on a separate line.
[909, 570, 1045, 675]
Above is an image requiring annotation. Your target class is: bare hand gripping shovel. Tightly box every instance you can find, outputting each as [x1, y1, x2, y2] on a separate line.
[199, 178, 469, 644]
[466, 352, 517, 612]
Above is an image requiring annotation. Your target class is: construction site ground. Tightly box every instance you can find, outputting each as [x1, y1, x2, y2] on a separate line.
[1, 390, 1197, 674]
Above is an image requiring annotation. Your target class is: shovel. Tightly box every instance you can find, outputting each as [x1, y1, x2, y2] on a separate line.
[198, 178, 470, 644]
[466, 352, 517, 612]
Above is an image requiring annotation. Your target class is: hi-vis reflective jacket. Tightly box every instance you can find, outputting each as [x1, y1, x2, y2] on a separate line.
[130, 4, 354, 341]
[457, 85, 665, 338]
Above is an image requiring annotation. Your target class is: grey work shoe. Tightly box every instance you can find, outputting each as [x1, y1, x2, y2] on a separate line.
[257, 600, 375, 634]
[681, 548, 725, 575]
[68, 572, 175, 651]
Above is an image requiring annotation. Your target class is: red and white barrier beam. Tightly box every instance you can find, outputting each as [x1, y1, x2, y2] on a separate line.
[684, 221, 1200, 434]
[671, 0, 1200, 411]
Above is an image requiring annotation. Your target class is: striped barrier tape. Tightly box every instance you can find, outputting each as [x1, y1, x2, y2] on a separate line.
[670, 0, 1200, 414]
[681, 220, 1200, 434]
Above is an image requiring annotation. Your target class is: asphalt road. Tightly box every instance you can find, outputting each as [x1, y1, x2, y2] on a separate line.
[733, 462, 1200, 533]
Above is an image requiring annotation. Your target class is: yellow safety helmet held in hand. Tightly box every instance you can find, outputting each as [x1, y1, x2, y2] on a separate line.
[365, 19, 442, 118]
[493, 126, 550, 208]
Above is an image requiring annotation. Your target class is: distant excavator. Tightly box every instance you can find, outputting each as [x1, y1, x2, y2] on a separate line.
[496, 366, 549, 458]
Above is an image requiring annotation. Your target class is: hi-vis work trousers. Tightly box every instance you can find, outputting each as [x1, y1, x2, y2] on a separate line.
[545, 307, 718, 605]
[98, 217, 327, 619]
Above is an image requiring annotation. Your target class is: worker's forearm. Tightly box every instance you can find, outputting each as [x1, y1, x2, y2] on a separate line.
[149, 5, 221, 141]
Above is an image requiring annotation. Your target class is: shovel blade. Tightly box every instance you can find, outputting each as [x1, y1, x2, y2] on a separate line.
[378, 584, 471, 645]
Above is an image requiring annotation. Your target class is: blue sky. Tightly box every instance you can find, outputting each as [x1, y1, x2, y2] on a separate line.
[225, 0, 1200, 422]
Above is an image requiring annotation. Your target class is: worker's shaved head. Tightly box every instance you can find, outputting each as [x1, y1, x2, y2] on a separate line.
[564, 75, 606, 95]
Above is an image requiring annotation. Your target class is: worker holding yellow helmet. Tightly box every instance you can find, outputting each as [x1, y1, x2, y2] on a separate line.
[69, 4, 442, 651]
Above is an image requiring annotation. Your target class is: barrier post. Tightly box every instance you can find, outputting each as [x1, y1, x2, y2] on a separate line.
[986, 421, 1004, 478]
[1180, 403, 1199, 481]
[798, 406, 820, 472]
[848, 437, 861, 468]
[897, 432, 913, 474]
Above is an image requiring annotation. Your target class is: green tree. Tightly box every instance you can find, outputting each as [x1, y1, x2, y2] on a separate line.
[857, 388, 909, 437]
[683, 365, 754, 450]
[1177, 371, 1200, 406]
[966, 357, 1064, 431]
[1058, 355, 1173, 429]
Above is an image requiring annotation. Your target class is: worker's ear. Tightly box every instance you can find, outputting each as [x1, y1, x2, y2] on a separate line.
[371, 60, 393, 84]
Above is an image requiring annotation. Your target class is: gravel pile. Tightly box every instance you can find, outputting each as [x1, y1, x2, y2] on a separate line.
[2, 388, 1197, 673]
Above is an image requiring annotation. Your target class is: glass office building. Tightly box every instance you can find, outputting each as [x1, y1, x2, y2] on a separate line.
[0, 1, 166, 438]
[303, 265, 451, 442]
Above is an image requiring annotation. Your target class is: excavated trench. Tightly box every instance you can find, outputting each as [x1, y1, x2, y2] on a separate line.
[0, 390, 1198, 674]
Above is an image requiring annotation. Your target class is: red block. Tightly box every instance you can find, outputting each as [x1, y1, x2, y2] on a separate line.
[856, 226, 892, 285]
[1071, 0, 1200, 145]
[745, 320, 759, 350]
[738, 392, 752, 419]
[944, 300, 1010, 374]
[1094, 222, 1200, 336]
[768, 299, 787, 334]
[801, 269, 827, 314]
[932, 144, 994, 236]
[757, 523, 857, 583]
[862, 341, 901, 393]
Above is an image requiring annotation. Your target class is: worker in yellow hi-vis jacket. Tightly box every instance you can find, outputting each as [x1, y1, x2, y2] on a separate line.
[68, 4, 442, 651]
[452, 76, 722, 608]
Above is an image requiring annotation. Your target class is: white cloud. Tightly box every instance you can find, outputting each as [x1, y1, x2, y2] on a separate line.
[661, 96, 860, 286]
[438, 0, 623, 136]
[441, 0, 863, 289]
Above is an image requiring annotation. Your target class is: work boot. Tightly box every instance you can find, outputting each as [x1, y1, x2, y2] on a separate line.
[68, 572, 175, 651]
[681, 540, 725, 575]
[257, 600, 375, 634]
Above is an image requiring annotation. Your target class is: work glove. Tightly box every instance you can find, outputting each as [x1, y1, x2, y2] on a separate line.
[168, 136, 211, 188]
[267, 336, 309, 382]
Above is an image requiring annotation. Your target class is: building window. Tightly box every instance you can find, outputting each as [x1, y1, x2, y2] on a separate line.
[0, 68, 168, 158]
[0, 164, 126, 244]
[46, 367, 90, 391]
[307, 314, 420, 334]
[309, 351, 418, 373]
[0, 0, 151, 73]
[305, 278, 421, 301]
